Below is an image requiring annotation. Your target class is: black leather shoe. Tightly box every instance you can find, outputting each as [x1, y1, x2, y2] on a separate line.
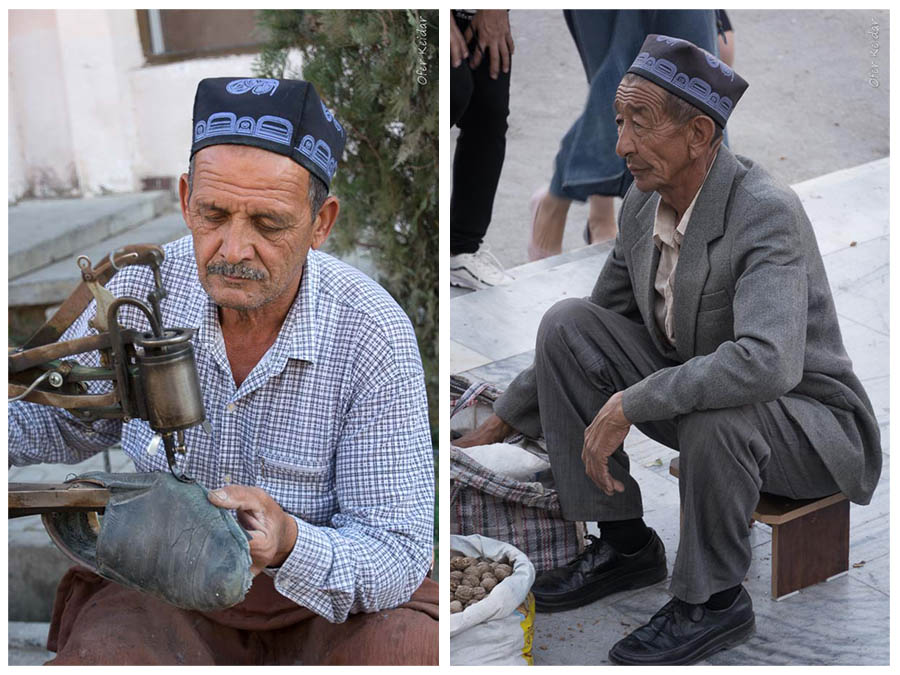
[608, 586, 755, 665]
[531, 529, 667, 612]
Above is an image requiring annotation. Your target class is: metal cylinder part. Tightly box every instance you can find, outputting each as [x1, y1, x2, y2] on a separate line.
[137, 329, 206, 433]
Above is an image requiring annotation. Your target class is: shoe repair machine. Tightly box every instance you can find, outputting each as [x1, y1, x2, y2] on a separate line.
[9, 244, 209, 517]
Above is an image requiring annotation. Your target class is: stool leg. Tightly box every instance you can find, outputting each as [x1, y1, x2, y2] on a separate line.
[770, 499, 850, 599]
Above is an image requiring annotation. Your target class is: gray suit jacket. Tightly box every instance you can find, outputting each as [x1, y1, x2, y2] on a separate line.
[495, 146, 881, 504]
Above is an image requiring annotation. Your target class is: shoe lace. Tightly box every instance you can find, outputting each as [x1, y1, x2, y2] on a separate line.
[567, 534, 604, 567]
[645, 597, 703, 640]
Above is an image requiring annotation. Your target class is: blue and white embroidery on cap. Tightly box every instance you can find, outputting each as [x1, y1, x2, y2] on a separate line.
[297, 135, 339, 178]
[630, 52, 734, 121]
[195, 112, 294, 146]
[320, 102, 344, 137]
[225, 78, 280, 96]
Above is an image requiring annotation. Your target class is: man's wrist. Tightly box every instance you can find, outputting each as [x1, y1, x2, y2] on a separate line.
[270, 512, 299, 569]
[486, 414, 514, 440]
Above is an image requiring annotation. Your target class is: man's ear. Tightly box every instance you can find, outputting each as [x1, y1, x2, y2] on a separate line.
[178, 173, 192, 229]
[688, 115, 717, 157]
[311, 196, 340, 249]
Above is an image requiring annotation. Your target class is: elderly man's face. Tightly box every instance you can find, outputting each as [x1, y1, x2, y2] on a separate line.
[181, 145, 330, 313]
[614, 77, 692, 195]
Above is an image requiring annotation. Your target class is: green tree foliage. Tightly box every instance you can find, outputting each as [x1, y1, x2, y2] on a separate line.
[255, 10, 439, 432]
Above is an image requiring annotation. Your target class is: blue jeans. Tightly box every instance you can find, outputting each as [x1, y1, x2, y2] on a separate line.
[550, 10, 718, 201]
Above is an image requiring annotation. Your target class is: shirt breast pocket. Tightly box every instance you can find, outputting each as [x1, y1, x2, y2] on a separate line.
[257, 452, 336, 525]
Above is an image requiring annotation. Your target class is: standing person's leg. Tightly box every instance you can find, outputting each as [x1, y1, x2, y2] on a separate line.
[716, 9, 735, 67]
[450, 35, 511, 257]
[450, 49, 474, 127]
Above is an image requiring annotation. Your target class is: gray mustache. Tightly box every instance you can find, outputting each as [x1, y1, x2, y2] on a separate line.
[207, 261, 266, 281]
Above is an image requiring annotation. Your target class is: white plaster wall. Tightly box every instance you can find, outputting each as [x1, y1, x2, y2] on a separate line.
[55, 10, 144, 195]
[8, 93, 29, 203]
[8, 10, 77, 197]
[129, 53, 259, 182]
[9, 8, 304, 198]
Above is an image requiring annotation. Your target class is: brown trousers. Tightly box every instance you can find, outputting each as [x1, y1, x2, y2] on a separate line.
[45, 566, 438, 665]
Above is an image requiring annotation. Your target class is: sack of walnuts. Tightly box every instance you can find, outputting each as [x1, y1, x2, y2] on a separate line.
[449, 534, 536, 666]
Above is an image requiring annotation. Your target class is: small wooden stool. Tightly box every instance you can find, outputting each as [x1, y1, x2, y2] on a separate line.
[669, 457, 849, 599]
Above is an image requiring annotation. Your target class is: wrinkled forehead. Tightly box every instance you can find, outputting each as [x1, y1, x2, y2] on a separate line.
[613, 75, 669, 116]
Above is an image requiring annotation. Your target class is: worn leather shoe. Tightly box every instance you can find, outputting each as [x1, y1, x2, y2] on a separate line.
[531, 529, 667, 612]
[608, 586, 755, 665]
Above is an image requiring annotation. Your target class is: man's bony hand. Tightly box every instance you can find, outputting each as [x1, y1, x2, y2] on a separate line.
[450, 13, 468, 68]
[208, 485, 298, 576]
[453, 413, 513, 448]
[469, 10, 514, 79]
[582, 391, 630, 496]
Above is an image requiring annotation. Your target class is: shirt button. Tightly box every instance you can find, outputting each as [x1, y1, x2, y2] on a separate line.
[226, 403, 236, 413]
[224, 474, 232, 484]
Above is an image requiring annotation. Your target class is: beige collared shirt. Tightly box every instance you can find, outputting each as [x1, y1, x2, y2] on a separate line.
[651, 156, 717, 346]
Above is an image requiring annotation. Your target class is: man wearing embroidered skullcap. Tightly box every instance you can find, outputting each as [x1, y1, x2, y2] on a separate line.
[457, 35, 881, 664]
[9, 77, 437, 665]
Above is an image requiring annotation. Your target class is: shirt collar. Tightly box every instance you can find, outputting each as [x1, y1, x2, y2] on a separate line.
[187, 250, 322, 366]
[653, 150, 719, 249]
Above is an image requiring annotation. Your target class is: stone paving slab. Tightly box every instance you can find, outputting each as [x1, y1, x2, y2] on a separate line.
[9, 211, 188, 307]
[9, 191, 172, 280]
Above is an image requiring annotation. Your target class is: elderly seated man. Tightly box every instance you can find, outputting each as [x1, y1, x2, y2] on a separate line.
[457, 35, 881, 665]
[9, 77, 437, 665]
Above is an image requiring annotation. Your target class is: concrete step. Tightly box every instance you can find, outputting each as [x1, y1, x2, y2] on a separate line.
[8, 622, 53, 665]
[9, 211, 188, 307]
[9, 191, 172, 281]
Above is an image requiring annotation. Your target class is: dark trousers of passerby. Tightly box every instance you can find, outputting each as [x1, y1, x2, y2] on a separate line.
[450, 16, 511, 255]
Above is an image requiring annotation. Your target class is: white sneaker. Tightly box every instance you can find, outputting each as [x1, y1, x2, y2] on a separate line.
[450, 247, 514, 290]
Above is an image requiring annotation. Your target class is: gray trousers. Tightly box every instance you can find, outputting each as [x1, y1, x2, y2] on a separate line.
[497, 299, 840, 603]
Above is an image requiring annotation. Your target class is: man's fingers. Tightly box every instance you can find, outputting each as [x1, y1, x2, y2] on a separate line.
[499, 41, 511, 74]
[451, 41, 461, 68]
[488, 44, 500, 79]
[507, 34, 516, 56]
[450, 36, 467, 68]
[469, 42, 484, 70]
[207, 484, 264, 510]
[237, 509, 266, 532]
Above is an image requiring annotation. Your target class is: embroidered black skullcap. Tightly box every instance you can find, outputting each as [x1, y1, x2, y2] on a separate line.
[191, 77, 345, 189]
[627, 35, 748, 128]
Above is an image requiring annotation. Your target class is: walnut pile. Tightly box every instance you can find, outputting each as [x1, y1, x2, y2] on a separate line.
[449, 554, 513, 613]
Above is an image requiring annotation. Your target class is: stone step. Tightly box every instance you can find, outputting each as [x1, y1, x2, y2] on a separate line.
[8, 622, 54, 665]
[9, 191, 172, 281]
[9, 211, 189, 307]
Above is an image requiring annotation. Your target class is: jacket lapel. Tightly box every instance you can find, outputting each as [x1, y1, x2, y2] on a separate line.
[629, 192, 676, 357]
[672, 146, 739, 360]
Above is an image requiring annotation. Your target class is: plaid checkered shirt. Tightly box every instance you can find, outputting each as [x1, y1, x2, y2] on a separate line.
[9, 236, 434, 622]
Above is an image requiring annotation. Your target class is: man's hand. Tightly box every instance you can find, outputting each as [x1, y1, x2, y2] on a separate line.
[582, 391, 631, 496]
[453, 413, 513, 448]
[469, 10, 514, 79]
[208, 485, 299, 575]
[450, 13, 468, 68]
